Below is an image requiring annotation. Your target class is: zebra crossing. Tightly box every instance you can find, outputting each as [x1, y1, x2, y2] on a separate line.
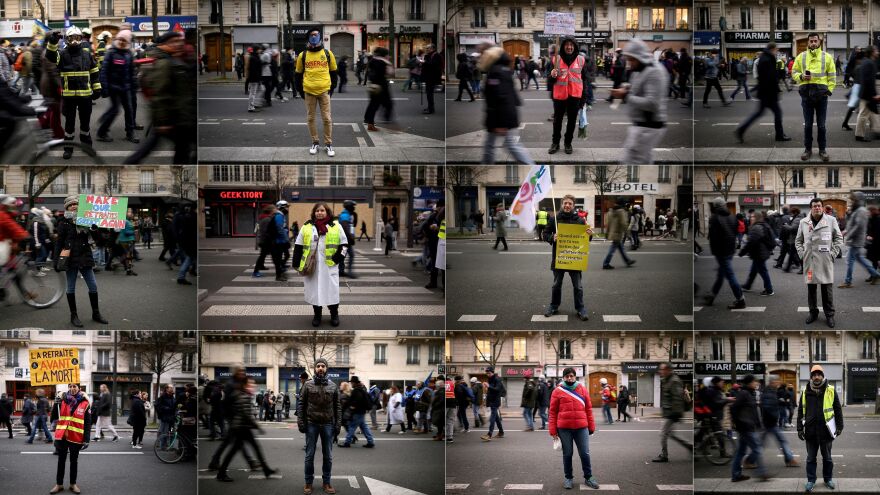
[445, 482, 693, 492]
[198, 249, 445, 329]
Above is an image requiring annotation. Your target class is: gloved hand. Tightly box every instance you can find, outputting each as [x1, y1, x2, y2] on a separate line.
[835, 428, 842, 437]
[331, 252, 345, 265]
[298, 423, 306, 433]
[91, 92, 102, 101]
[797, 430, 805, 441]
[80, 442, 89, 451]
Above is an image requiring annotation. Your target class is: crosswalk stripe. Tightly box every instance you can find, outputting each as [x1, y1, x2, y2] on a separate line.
[504, 484, 544, 490]
[657, 486, 693, 491]
[446, 484, 470, 490]
[230, 275, 412, 283]
[797, 307, 809, 312]
[202, 304, 445, 316]
[693, 306, 703, 312]
[458, 315, 497, 322]
[580, 484, 620, 490]
[674, 315, 693, 322]
[216, 286, 435, 294]
[533, 315, 568, 322]
[863, 307, 880, 312]
[603, 315, 641, 322]
[731, 307, 766, 312]
[248, 474, 283, 479]
[244, 268, 395, 274]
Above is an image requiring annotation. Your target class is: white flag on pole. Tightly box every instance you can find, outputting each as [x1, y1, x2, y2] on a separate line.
[510, 165, 553, 232]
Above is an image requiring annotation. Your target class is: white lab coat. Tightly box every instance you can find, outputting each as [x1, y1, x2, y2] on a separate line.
[436, 238, 446, 270]
[388, 392, 405, 425]
[295, 222, 349, 307]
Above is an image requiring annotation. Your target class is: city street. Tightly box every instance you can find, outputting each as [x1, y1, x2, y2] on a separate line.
[197, 241, 444, 330]
[0, 243, 197, 330]
[0, 428, 195, 494]
[197, 82, 445, 163]
[693, 249, 880, 330]
[445, 411, 694, 494]
[694, 418, 880, 493]
[694, 81, 880, 164]
[446, 79, 693, 164]
[198, 418, 444, 495]
[24, 92, 176, 164]
[446, 237, 693, 330]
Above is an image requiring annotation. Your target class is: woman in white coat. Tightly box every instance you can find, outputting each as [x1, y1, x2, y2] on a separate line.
[385, 384, 407, 434]
[292, 203, 349, 327]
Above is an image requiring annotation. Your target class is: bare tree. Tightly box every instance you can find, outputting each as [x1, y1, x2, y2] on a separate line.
[272, 166, 296, 203]
[545, 331, 588, 381]
[170, 166, 197, 200]
[268, 331, 354, 374]
[23, 167, 69, 209]
[445, 166, 490, 233]
[702, 166, 740, 203]
[469, 331, 508, 368]
[774, 166, 797, 207]
[581, 166, 627, 232]
[118, 331, 197, 407]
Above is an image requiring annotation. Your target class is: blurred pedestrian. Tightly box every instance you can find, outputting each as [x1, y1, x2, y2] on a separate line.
[652, 363, 692, 463]
[614, 38, 668, 164]
[364, 47, 394, 132]
[738, 210, 775, 296]
[479, 43, 535, 165]
[730, 375, 768, 481]
[705, 197, 746, 309]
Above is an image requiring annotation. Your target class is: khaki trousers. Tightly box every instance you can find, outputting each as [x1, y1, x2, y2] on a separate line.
[305, 92, 333, 145]
[855, 99, 880, 139]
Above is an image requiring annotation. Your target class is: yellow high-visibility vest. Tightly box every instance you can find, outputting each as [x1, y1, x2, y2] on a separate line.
[299, 222, 342, 270]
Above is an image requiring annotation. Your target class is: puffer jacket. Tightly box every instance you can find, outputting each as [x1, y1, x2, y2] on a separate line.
[230, 389, 259, 430]
[296, 377, 341, 428]
[549, 382, 595, 436]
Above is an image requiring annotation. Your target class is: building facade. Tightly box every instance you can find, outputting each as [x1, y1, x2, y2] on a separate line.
[198, 0, 441, 74]
[44, 0, 197, 44]
[0, 330, 197, 414]
[843, 332, 879, 405]
[694, 0, 880, 61]
[446, 165, 691, 232]
[445, 331, 692, 408]
[198, 165, 444, 243]
[0, 165, 196, 226]
[694, 166, 880, 231]
[198, 330, 443, 399]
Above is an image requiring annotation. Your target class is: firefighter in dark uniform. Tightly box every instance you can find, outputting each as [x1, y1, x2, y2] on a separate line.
[45, 27, 102, 160]
[96, 31, 111, 68]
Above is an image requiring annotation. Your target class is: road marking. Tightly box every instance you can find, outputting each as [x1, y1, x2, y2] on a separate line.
[863, 307, 880, 312]
[217, 286, 436, 294]
[198, 122, 220, 125]
[504, 484, 544, 490]
[603, 315, 642, 322]
[866, 454, 880, 457]
[712, 123, 739, 126]
[797, 307, 809, 312]
[45, 150, 175, 157]
[332, 476, 361, 489]
[20, 451, 144, 455]
[230, 275, 412, 283]
[458, 315, 497, 322]
[446, 484, 470, 490]
[856, 432, 880, 434]
[202, 304, 445, 316]
[242, 122, 266, 125]
[357, 137, 367, 146]
[731, 307, 766, 312]
[533, 315, 569, 322]
[657, 486, 693, 491]
[364, 476, 426, 494]
[579, 484, 620, 490]
[675, 315, 693, 322]
[693, 306, 703, 311]
[248, 474, 284, 479]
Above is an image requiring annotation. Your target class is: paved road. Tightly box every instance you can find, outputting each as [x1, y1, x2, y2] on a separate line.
[0, 243, 197, 330]
[694, 419, 880, 493]
[21, 92, 177, 164]
[198, 83, 444, 163]
[446, 78, 693, 164]
[694, 81, 879, 164]
[0, 429, 194, 494]
[198, 420, 444, 494]
[694, 249, 880, 330]
[446, 237, 693, 330]
[198, 245, 444, 330]
[446, 413, 694, 494]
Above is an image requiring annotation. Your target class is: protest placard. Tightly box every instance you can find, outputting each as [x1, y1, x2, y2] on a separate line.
[29, 348, 80, 386]
[544, 11, 577, 36]
[76, 194, 129, 229]
[554, 223, 589, 271]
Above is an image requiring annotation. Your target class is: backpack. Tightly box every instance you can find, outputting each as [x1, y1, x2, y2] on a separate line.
[136, 56, 159, 100]
[13, 51, 25, 72]
[297, 48, 332, 70]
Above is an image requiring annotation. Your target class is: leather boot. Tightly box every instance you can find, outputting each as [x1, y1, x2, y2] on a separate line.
[67, 293, 83, 328]
[329, 304, 340, 327]
[312, 306, 322, 327]
[89, 292, 109, 324]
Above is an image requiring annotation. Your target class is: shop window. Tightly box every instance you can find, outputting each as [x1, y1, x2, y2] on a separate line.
[651, 8, 665, 30]
[697, 7, 710, 30]
[166, 0, 180, 15]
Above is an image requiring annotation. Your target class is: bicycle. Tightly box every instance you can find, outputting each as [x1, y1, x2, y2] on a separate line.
[2, 110, 104, 165]
[154, 414, 197, 464]
[0, 252, 65, 309]
[695, 417, 735, 466]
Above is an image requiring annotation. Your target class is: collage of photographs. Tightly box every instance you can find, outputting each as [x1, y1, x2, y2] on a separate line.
[1, 1, 880, 495]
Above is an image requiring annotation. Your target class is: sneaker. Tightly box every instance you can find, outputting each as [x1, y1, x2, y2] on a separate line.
[651, 455, 668, 463]
[480, 435, 491, 441]
[728, 299, 746, 310]
[563, 479, 573, 490]
[805, 481, 815, 492]
[731, 475, 750, 482]
[759, 289, 774, 296]
[584, 477, 600, 489]
[252, 271, 263, 278]
[838, 282, 853, 288]
[309, 143, 319, 155]
[824, 480, 835, 490]
[326, 145, 335, 157]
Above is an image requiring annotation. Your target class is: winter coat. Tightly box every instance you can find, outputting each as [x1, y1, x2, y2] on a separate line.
[146, 46, 195, 129]
[759, 386, 782, 429]
[606, 206, 629, 242]
[480, 47, 520, 130]
[625, 58, 668, 125]
[129, 395, 147, 428]
[544, 210, 588, 272]
[296, 377, 341, 428]
[0, 397, 13, 421]
[155, 392, 176, 423]
[755, 49, 781, 104]
[536, 381, 550, 408]
[867, 214, 880, 263]
[520, 380, 537, 409]
[548, 383, 595, 436]
[22, 398, 35, 423]
[660, 373, 685, 419]
[797, 382, 843, 442]
[708, 208, 738, 257]
[97, 391, 112, 416]
[54, 217, 101, 270]
[100, 46, 136, 93]
[421, 51, 443, 85]
[731, 387, 760, 432]
[494, 210, 507, 237]
[431, 384, 445, 428]
[845, 205, 870, 247]
[795, 213, 844, 284]
[230, 389, 259, 430]
[485, 375, 503, 408]
[858, 57, 878, 113]
[739, 221, 775, 260]
[454, 381, 471, 408]
[348, 384, 371, 415]
[471, 382, 484, 406]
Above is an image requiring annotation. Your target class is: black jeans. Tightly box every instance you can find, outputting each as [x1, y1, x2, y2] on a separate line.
[552, 97, 580, 146]
[807, 283, 834, 317]
[62, 96, 92, 150]
[97, 89, 135, 137]
[255, 245, 270, 270]
[738, 99, 784, 138]
[364, 86, 393, 124]
[805, 438, 834, 483]
[56, 439, 82, 485]
[424, 82, 437, 112]
[124, 126, 194, 164]
[703, 78, 726, 104]
[270, 243, 284, 278]
[261, 76, 274, 105]
[131, 423, 145, 445]
[494, 236, 508, 249]
[456, 79, 474, 100]
[219, 427, 268, 474]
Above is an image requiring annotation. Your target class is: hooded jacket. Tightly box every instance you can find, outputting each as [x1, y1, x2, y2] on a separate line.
[546, 37, 588, 105]
[479, 46, 521, 130]
[621, 38, 668, 126]
[708, 206, 738, 257]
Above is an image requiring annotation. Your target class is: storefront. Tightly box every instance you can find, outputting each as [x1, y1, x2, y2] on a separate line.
[856, 189, 880, 207]
[214, 366, 268, 386]
[739, 194, 775, 211]
[822, 32, 869, 60]
[3, 366, 43, 413]
[91, 372, 153, 416]
[282, 26, 314, 52]
[281, 186, 374, 237]
[486, 186, 520, 229]
[594, 182, 667, 228]
[798, 364, 843, 400]
[125, 16, 197, 42]
[450, 186, 478, 230]
[203, 188, 276, 237]
[724, 31, 794, 62]
[0, 19, 41, 45]
[695, 362, 766, 383]
[412, 186, 443, 213]
[366, 23, 437, 68]
[233, 25, 279, 53]
[501, 365, 542, 407]
[846, 363, 877, 404]
[617, 32, 690, 53]
[694, 31, 720, 57]
[621, 362, 658, 406]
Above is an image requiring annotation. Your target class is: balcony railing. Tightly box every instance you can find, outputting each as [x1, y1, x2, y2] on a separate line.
[406, 359, 420, 365]
[97, 364, 111, 371]
[78, 184, 94, 194]
[803, 21, 816, 30]
[594, 354, 610, 360]
[356, 177, 373, 186]
[98, 9, 113, 16]
[559, 354, 573, 360]
[632, 353, 650, 359]
[746, 184, 764, 191]
[374, 358, 387, 365]
[51, 184, 68, 194]
[861, 352, 875, 360]
[297, 14, 312, 21]
[397, 331, 443, 337]
[1, 330, 30, 339]
[248, 15, 263, 23]
[140, 183, 158, 193]
[408, 12, 425, 20]
[107, 185, 121, 195]
[370, 12, 385, 20]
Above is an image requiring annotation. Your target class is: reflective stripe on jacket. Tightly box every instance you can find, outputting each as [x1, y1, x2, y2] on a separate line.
[55, 399, 89, 444]
[298, 222, 342, 270]
[552, 54, 585, 100]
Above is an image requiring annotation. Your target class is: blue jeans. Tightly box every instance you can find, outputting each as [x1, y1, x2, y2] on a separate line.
[457, 405, 470, 431]
[550, 270, 584, 312]
[344, 413, 374, 446]
[92, 247, 105, 267]
[805, 438, 833, 483]
[731, 79, 751, 99]
[801, 94, 828, 151]
[743, 257, 773, 292]
[158, 420, 172, 449]
[603, 240, 632, 267]
[557, 427, 592, 480]
[750, 425, 793, 463]
[538, 406, 548, 428]
[732, 430, 765, 479]
[27, 414, 52, 442]
[482, 129, 536, 165]
[35, 244, 48, 263]
[522, 407, 534, 429]
[630, 230, 640, 249]
[602, 404, 613, 424]
[178, 253, 192, 281]
[844, 245, 880, 284]
[472, 403, 480, 425]
[305, 423, 334, 485]
[66, 267, 98, 294]
[712, 255, 743, 300]
[778, 407, 788, 427]
[487, 406, 503, 436]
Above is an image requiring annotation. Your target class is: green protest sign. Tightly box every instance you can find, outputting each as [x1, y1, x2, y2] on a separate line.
[554, 223, 589, 271]
[75, 194, 128, 229]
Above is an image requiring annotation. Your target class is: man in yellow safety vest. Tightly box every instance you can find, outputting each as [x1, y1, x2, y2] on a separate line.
[791, 33, 837, 162]
[796, 364, 843, 492]
[536, 209, 548, 241]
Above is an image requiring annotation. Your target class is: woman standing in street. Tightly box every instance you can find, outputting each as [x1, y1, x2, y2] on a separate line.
[128, 390, 146, 449]
[385, 385, 407, 434]
[292, 203, 348, 327]
[549, 367, 599, 490]
[54, 195, 109, 327]
[51, 383, 91, 495]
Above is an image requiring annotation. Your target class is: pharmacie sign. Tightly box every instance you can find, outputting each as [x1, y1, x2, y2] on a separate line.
[725, 31, 793, 43]
[696, 362, 766, 374]
[600, 183, 658, 193]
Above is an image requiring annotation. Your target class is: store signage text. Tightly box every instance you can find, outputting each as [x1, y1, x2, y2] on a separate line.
[220, 191, 265, 199]
[379, 25, 421, 34]
[696, 362, 766, 374]
[725, 31, 793, 43]
[601, 183, 658, 193]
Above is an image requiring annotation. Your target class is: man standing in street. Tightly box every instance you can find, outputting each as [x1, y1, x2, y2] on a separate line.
[797, 365, 843, 492]
[480, 366, 504, 441]
[25, 388, 53, 444]
[156, 384, 176, 449]
[543, 195, 592, 321]
[297, 358, 341, 495]
[470, 377, 483, 428]
[738, 210, 776, 296]
[603, 198, 636, 269]
[791, 33, 836, 161]
[92, 384, 118, 442]
[421, 44, 443, 114]
[520, 377, 537, 432]
[295, 28, 338, 158]
[706, 197, 746, 309]
[735, 42, 791, 144]
[652, 363, 692, 463]
[839, 191, 880, 288]
[453, 375, 472, 434]
[535, 377, 549, 430]
[796, 197, 844, 327]
[730, 375, 769, 482]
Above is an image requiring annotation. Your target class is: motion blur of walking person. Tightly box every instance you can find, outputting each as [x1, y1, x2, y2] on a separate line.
[613, 38, 668, 165]
[478, 43, 535, 165]
[364, 47, 394, 132]
[216, 373, 277, 482]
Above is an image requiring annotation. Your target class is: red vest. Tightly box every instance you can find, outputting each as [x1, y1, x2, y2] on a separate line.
[552, 54, 585, 100]
[55, 398, 89, 444]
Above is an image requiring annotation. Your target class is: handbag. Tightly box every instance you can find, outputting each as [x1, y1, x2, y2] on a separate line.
[367, 83, 382, 96]
[300, 248, 317, 277]
[56, 248, 71, 271]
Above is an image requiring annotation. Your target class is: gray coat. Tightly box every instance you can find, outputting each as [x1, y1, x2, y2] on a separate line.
[494, 210, 507, 237]
[795, 214, 844, 285]
[845, 205, 870, 247]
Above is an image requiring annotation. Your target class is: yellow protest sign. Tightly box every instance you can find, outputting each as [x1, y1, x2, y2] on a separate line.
[554, 223, 590, 271]
[29, 348, 80, 386]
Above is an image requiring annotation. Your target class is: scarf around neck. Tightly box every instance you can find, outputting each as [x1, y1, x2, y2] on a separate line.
[809, 378, 827, 394]
[314, 218, 330, 235]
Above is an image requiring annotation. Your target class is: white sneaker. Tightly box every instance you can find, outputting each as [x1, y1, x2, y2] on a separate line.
[309, 143, 319, 155]
[398, 431, 405, 435]
[326, 145, 335, 157]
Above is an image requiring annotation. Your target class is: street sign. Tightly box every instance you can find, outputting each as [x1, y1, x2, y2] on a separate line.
[554, 223, 589, 271]
[76, 194, 129, 229]
[544, 12, 577, 36]
[29, 348, 80, 386]
[13, 367, 31, 380]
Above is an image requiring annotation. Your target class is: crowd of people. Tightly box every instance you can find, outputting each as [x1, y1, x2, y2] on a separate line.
[1, 25, 197, 163]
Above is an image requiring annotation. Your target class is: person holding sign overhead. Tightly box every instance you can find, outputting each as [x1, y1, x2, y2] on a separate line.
[54, 195, 109, 328]
[796, 365, 843, 492]
[543, 194, 592, 321]
[51, 382, 92, 495]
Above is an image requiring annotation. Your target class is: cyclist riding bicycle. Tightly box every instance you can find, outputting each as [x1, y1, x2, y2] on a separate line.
[695, 376, 730, 443]
[0, 195, 29, 262]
